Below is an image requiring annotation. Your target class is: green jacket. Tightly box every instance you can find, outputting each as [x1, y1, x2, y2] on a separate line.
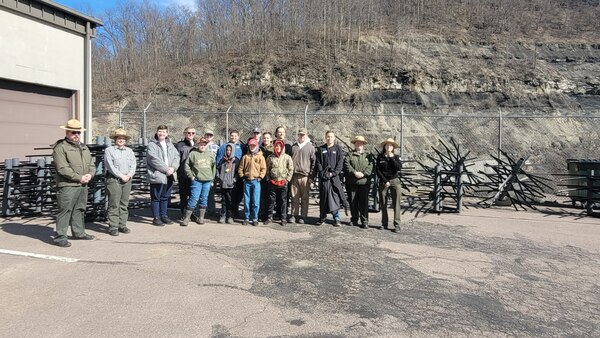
[185, 149, 216, 181]
[52, 138, 95, 187]
[267, 152, 294, 182]
[344, 150, 374, 186]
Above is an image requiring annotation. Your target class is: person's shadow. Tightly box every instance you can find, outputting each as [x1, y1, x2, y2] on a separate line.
[2, 219, 108, 244]
[2, 219, 56, 244]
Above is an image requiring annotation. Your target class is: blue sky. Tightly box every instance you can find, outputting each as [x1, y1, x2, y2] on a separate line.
[54, 0, 197, 17]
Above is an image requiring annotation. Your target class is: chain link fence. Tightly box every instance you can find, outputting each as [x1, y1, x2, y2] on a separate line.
[93, 108, 600, 190]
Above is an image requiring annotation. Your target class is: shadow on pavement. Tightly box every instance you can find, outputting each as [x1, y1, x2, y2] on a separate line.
[1, 222, 55, 244]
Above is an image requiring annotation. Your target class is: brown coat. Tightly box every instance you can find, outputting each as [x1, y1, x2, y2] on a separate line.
[238, 151, 266, 180]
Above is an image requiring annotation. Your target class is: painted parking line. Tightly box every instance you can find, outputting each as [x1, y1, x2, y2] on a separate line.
[0, 249, 78, 263]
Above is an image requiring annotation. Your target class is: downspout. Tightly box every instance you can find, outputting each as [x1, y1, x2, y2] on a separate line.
[84, 21, 92, 143]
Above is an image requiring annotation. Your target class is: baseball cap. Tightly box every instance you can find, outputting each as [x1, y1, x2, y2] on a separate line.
[297, 128, 308, 135]
[252, 127, 261, 133]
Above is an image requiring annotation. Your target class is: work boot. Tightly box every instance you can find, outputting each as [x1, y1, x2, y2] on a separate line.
[180, 209, 193, 226]
[197, 208, 206, 225]
[161, 215, 174, 225]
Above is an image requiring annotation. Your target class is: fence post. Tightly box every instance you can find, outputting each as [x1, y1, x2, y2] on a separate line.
[142, 103, 152, 141]
[118, 106, 123, 128]
[304, 105, 308, 129]
[400, 106, 405, 158]
[498, 108, 503, 159]
[225, 105, 232, 140]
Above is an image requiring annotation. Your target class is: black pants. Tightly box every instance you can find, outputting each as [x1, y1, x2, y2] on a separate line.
[259, 179, 269, 221]
[231, 179, 244, 215]
[268, 182, 288, 220]
[221, 188, 233, 218]
[179, 176, 192, 215]
[348, 184, 370, 225]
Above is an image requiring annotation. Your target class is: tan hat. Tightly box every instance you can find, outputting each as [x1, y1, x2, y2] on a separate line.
[205, 130, 214, 135]
[297, 127, 308, 135]
[110, 127, 131, 140]
[380, 138, 399, 148]
[60, 119, 86, 131]
[351, 135, 368, 144]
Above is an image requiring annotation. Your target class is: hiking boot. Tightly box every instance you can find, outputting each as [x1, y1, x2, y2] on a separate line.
[55, 240, 71, 247]
[119, 227, 131, 234]
[197, 208, 206, 225]
[109, 229, 119, 236]
[73, 234, 95, 240]
[180, 209, 193, 226]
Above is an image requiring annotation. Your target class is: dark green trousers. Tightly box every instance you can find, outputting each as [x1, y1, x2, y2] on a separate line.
[379, 177, 402, 228]
[106, 178, 132, 230]
[55, 185, 88, 242]
[347, 183, 370, 226]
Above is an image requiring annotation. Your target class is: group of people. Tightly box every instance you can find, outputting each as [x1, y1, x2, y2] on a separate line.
[51, 119, 403, 248]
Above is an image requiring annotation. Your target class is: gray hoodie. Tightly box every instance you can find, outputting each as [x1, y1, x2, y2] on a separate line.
[146, 135, 180, 184]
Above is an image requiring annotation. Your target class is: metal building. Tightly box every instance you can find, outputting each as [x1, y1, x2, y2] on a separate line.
[0, 0, 103, 160]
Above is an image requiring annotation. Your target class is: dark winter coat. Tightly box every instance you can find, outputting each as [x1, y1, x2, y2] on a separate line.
[344, 150, 374, 186]
[315, 143, 347, 213]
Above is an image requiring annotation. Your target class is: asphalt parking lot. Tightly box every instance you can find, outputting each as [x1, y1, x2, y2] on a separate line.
[1, 204, 599, 337]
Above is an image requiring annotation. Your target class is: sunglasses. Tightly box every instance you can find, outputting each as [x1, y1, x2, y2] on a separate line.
[70, 131, 81, 135]
[186, 131, 196, 134]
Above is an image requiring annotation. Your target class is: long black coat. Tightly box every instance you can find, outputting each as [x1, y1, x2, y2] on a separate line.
[315, 143, 347, 214]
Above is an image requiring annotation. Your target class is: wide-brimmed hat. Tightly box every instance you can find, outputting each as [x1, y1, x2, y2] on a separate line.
[380, 138, 399, 148]
[351, 135, 368, 144]
[60, 119, 86, 131]
[110, 127, 131, 140]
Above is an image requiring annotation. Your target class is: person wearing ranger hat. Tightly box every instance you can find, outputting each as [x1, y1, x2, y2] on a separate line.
[344, 135, 374, 229]
[376, 138, 402, 232]
[104, 127, 137, 236]
[51, 119, 96, 247]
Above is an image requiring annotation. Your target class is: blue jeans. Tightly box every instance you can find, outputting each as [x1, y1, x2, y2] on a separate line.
[320, 210, 340, 221]
[243, 179, 261, 220]
[150, 181, 173, 218]
[188, 180, 212, 210]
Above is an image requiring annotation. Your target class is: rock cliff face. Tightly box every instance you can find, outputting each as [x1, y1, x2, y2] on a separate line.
[93, 38, 600, 176]
[97, 39, 600, 115]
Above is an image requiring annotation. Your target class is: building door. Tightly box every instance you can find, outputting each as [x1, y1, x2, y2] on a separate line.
[0, 79, 74, 161]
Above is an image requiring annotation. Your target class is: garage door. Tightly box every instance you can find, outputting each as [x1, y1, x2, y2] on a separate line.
[0, 80, 73, 161]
